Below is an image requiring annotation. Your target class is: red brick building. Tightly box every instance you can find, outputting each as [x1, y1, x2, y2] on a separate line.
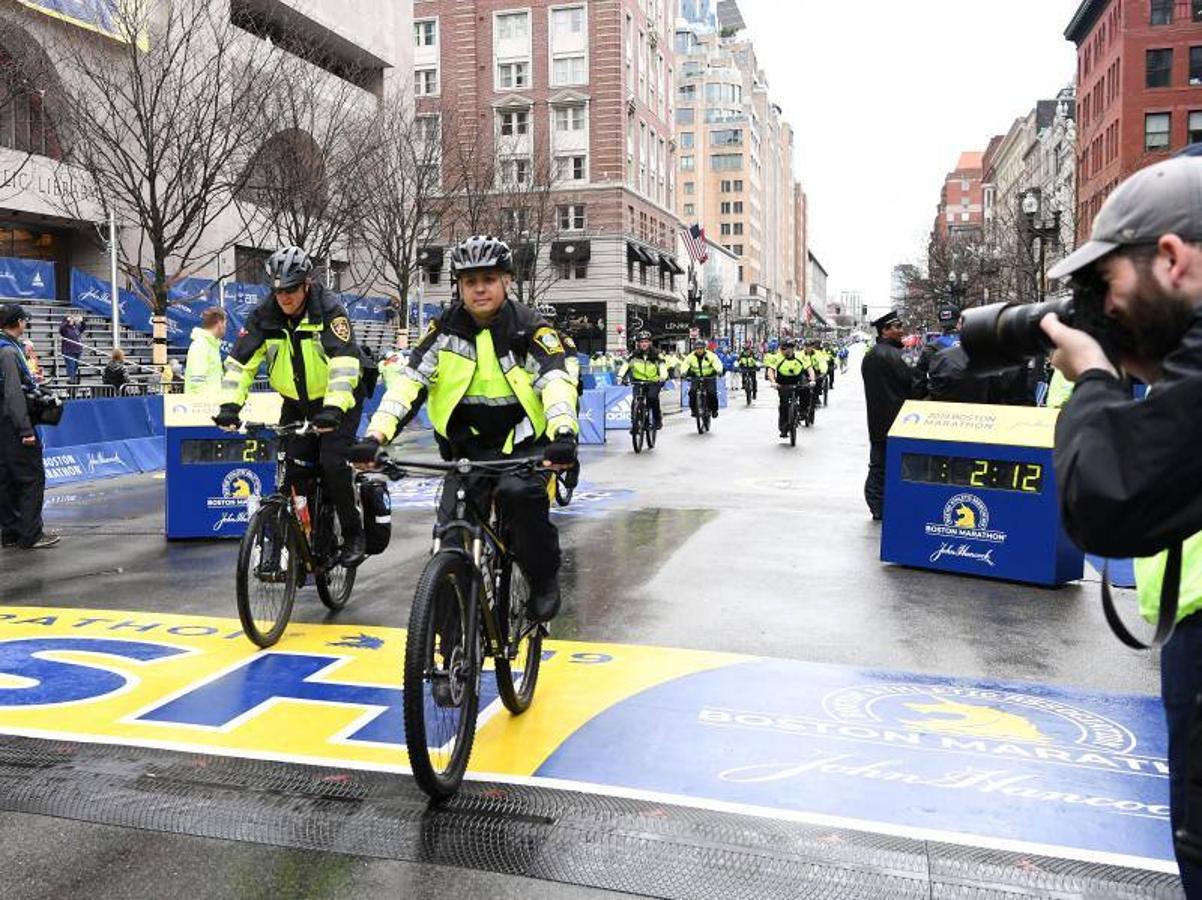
[412, 0, 685, 351]
[933, 151, 985, 243]
[1067, 0, 1202, 242]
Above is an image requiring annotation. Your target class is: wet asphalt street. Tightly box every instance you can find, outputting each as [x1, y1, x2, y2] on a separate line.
[0, 348, 1168, 898]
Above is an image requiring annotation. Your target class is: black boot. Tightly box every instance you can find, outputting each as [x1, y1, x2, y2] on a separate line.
[527, 576, 562, 623]
[339, 530, 367, 568]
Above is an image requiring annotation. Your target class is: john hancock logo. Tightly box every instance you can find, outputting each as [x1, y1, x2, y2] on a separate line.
[924, 493, 1005, 567]
[207, 469, 263, 532]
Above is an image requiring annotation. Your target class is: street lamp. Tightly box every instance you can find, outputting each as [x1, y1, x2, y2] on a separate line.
[720, 297, 732, 347]
[1020, 189, 1061, 302]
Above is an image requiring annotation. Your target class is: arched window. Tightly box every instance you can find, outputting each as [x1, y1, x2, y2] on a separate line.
[0, 42, 62, 161]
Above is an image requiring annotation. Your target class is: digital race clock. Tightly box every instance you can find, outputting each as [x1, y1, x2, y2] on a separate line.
[900, 453, 1044, 494]
[179, 438, 275, 465]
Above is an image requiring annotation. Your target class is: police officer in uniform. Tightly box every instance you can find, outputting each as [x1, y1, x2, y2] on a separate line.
[0, 304, 58, 549]
[1039, 155, 1202, 895]
[215, 246, 367, 567]
[861, 310, 917, 520]
[361, 235, 579, 622]
[681, 339, 724, 419]
[619, 330, 667, 430]
[767, 339, 814, 437]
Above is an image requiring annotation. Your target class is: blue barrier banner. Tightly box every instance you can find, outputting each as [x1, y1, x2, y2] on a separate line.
[43, 440, 141, 486]
[603, 386, 632, 430]
[123, 436, 166, 473]
[0, 257, 54, 301]
[40, 396, 158, 450]
[345, 295, 390, 323]
[579, 390, 606, 444]
[71, 268, 151, 334]
[681, 378, 728, 411]
[407, 302, 442, 325]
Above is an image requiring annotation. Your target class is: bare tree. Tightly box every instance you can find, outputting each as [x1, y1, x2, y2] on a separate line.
[46, 0, 288, 363]
[235, 51, 382, 293]
[359, 94, 450, 328]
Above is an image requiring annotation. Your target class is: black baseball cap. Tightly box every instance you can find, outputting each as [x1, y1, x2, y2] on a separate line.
[0, 304, 30, 328]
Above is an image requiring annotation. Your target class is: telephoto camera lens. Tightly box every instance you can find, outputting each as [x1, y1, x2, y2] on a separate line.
[960, 298, 1073, 373]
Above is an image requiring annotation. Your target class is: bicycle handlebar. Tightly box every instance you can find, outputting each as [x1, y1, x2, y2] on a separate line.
[242, 421, 319, 438]
[367, 451, 546, 482]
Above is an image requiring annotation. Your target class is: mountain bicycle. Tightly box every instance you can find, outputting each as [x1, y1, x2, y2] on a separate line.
[370, 451, 548, 800]
[689, 376, 715, 434]
[629, 381, 658, 453]
[777, 384, 801, 447]
[740, 366, 757, 405]
[234, 421, 358, 647]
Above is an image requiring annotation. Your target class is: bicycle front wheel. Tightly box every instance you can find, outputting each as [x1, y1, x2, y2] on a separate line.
[495, 558, 543, 714]
[235, 501, 301, 648]
[404, 550, 480, 800]
[315, 503, 356, 611]
[631, 399, 645, 453]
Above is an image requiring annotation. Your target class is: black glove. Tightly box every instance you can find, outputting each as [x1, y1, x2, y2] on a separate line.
[350, 437, 381, 464]
[543, 430, 578, 467]
[312, 406, 343, 431]
[213, 404, 241, 429]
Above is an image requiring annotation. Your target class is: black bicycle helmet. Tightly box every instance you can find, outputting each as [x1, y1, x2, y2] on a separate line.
[449, 234, 513, 277]
[265, 246, 313, 290]
[636, 330, 652, 340]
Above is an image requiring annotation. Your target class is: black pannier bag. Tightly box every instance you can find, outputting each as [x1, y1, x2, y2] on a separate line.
[359, 478, 392, 555]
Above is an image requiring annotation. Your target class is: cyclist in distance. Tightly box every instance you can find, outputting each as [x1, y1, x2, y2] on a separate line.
[681, 338, 724, 420]
[619, 330, 667, 431]
[359, 235, 579, 622]
[736, 341, 759, 399]
[214, 245, 368, 567]
[767, 339, 814, 437]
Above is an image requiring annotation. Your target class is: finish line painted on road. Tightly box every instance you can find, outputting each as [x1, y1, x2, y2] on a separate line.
[0, 606, 1173, 872]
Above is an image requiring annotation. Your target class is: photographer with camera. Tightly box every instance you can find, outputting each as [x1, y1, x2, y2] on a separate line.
[0, 304, 59, 550]
[965, 156, 1202, 894]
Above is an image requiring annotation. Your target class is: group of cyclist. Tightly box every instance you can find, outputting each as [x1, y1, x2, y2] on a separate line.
[736, 339, 841, 439]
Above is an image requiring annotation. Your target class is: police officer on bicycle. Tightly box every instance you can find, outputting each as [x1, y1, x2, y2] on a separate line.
[767, 339, 814, 437]
[681, 339, 724, 420]
[618, 330, 667, 431]
[736, 342, 759, 399]
[214, 246, 369, 567]
[359, 235, 579, 622]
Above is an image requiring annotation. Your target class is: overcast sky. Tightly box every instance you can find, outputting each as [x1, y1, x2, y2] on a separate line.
[734, 0, 1080, 316]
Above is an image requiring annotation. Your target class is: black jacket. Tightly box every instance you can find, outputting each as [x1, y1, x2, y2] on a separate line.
[862, 338, 917, 443]
[1054, 309, 1202, 557]
[0, 340, 34, 435]
[103, 361, 129, 389]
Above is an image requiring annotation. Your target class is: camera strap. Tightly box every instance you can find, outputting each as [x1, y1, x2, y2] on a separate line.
[1101, 542, 1181, 650]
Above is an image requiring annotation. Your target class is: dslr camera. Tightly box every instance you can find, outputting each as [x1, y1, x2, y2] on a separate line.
[960, 273, 1131, 373]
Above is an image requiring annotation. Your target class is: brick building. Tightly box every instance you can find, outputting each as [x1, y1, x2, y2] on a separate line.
[933, 151, 986, 242]
[1067, 0, 1202, 242]
[412, 0, 686, 352]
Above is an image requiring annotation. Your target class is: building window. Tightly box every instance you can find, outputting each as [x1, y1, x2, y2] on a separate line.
[500, 207, 529, 233]
[498, 61, 530, 89]
[678, 84, 697, 100]
[1191, 111, 1202, 144]
[499, 157, 531, 185]
[556, 155, 587, 181]
[499, 110, 529, 136]
[733, 201, 743, 213]
[1146, 112, 1171, 151]
[558, 204, 585, 231]
[683, 203, 695, 216]
[676, 107, 695, 125]
[1147, 48, 1173, 88]
[732, 223, 743, 236]
[415, 68, 438, 96]
[711, 128, 743, 146]
[710, 153, 743, 171]
[1194, 0, 1202, 22]
[554, 105, 586, 132]
[720, 202, 731, 214]
[680, 131, 694, 149]
[414, 20, 437, 47]
[681, 155, 695, 172]
[719, 223, 731, 236]
[496, 12, 529, 40]
[732, 244, 744, 256]
[551, 6, 585, 37]
[1192, 47, 1202, 85]
[552, 55, 587, 86]
[559, 261, 588, 280]
[1151, 0, 1173, 24]
[683, 181, 695, 195]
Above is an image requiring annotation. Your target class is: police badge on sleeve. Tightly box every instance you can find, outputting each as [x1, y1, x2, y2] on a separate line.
[330, 316, 352, 342]
[533, 327, 564, 355]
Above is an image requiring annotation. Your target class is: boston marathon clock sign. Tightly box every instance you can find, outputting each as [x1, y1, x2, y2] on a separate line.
[880, 401, 1083, 586]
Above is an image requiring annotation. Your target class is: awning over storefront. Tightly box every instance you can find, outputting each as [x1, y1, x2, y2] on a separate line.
[416, 246, 443, 273]
[626, 241, 656, 265]
[551, 239, 591, 264]
[657, 253, 684, 275]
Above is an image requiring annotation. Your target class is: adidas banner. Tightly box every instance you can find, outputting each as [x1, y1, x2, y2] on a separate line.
[0, 257, 55, 301]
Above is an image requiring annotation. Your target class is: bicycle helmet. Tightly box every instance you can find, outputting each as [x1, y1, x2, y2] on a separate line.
[691, 339, 706, 350]
[265, 246, 313, 291]
[781, 339, 796, 349]
[449, 234, 513, 277]
[636, 330, 652, 341]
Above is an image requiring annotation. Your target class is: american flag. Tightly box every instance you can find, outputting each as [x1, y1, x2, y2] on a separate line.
[681, 223, 708, 265]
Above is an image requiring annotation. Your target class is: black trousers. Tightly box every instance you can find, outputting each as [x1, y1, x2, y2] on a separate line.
[688, 379, 718, 417]
[740, 367, 757, 399]
[438, 468, 560, 584]
[1160, 614, 1202, 896]
[0, 418, 45, 547]
[281, 398, 365, 539]
[865, 440, 886, 518]
[631, 381, 663, 428]
[777, 384, 803, 432]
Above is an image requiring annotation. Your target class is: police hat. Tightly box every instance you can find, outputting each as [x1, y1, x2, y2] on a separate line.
[0, 303, 30, 328]
[871, 310, 902, 332]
